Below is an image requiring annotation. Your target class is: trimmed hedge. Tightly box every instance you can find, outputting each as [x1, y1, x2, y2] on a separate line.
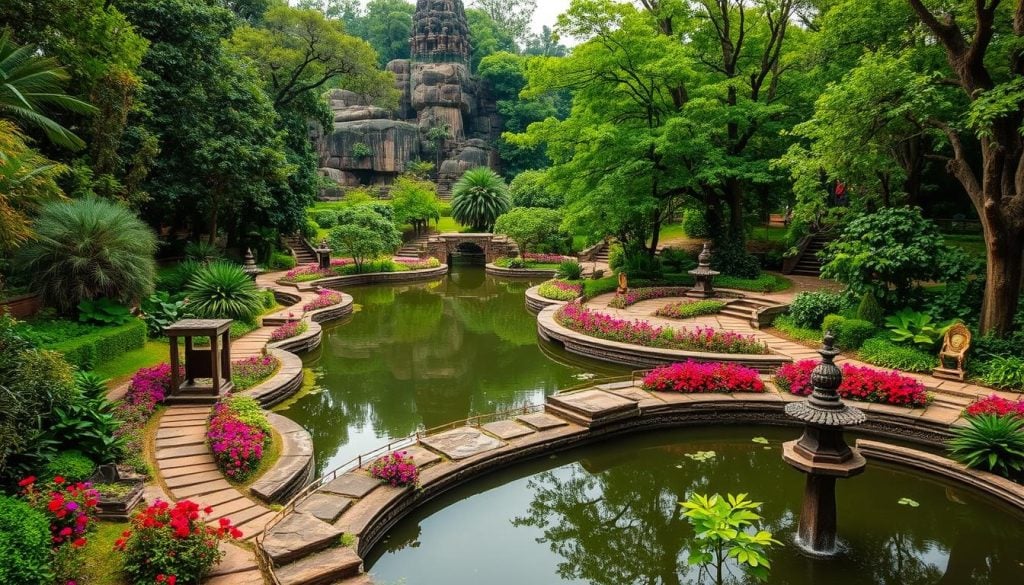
[821, 314, 876, 350]
[0, 494, 53, 585]
[858, 336, 937, 373]
[49, 318, 147, 369]
[269, 252, 296, 270]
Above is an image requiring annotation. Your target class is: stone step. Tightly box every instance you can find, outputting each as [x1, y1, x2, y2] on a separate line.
[543, 403, 593, 427]
[165, 470, 226, 489]
[275, 547, 362, 585]
[262, 512, 346, 564]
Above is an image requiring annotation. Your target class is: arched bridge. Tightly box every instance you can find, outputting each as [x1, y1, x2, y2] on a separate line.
[425, 233, 516, 263]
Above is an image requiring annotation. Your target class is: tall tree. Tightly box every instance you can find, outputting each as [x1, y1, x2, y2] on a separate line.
[899, 0, 1024, 336]
[363, 0, 415, 65]
[471, 0, 537, 43]
[466, 7, 518, 71]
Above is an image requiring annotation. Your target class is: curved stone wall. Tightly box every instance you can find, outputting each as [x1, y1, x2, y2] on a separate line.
[288, 265, 449, 291]
[524, 284, 572, 314]
[485, 263, 559, 278]
[536, 305, 791, 373]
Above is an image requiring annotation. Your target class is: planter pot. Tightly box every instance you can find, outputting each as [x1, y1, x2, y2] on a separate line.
[93, 481, 145, 521]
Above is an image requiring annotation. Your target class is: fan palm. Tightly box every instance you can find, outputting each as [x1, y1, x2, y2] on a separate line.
[450, 167, 512, 232]
[184, 261, 263, 323]
[0, 31, 96, 150]
[16, 198, 157, 313]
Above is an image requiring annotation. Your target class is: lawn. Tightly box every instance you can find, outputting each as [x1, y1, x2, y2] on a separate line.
[944, 233, 985, 258]
[79, 520, 131, 585]
[92, 340, 174, 387]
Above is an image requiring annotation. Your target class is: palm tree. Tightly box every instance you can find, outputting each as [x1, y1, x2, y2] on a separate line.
[16, 198, 157, 313]
[450, 167, 512, 232]
[0, 31, 96, 150]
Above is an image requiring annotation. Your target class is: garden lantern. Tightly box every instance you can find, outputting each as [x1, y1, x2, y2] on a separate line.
[164, 319, 234, 404]
[688, 242, 720, 298]
[242, 248, 261, 279]
[316, 239, 332, 270]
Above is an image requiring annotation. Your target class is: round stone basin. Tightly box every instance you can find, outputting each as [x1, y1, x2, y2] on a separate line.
[366, 426, 1024, 585]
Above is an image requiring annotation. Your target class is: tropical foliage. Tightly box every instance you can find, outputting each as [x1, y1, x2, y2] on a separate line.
[948, 415, 1024, 480]
[450, 167, 512, 231]
[184, 261, 263, 323]
[681, 493, 779, 583]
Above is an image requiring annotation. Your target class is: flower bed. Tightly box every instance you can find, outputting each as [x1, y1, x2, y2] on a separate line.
[206, 397, 272, 482]
[281, 258, 440, 283]
[641, 361, 765, 393]
[19, 475, 101, 584]
[269, 319, 309, 341]
[554, 303, 770, 354]
[495, 253, 570, 269]
[368, 451, 419, 487]
[655, 300, 727, 319]
[395, 257, 441, 271]
[524, 252, 571, 264]
[608, 287, 690, 309]
[115, 499, 241, 584]
[303, 288, 345, 311]
[965, 394, 1024, 418]
[113, 363, 180, 473]
[231, 355, 281, 390]
[537, 280, 583, 301]
[774, 360, 929, 407]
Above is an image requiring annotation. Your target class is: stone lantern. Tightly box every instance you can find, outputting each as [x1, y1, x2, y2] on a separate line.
[782, 332, 867, 556]
[242, 248, 261, 279]
[688, 243, 720, 298]
[315, 239, 332, 270]
[164, 319, 234, 404]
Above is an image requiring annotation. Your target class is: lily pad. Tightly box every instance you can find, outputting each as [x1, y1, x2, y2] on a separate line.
[897, 497, 920, 508]
[684, 450, 717, 462]
[752, 437, 769, 445]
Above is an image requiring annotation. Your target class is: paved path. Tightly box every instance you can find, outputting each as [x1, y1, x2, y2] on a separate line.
[148, 269, 318, 583]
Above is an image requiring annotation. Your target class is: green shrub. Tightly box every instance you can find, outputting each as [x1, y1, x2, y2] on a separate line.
[260, 289, 277, 310]
[660, 248, 696, 273]
[225, 396, 272, 436]
[302, 219, 320, 240]
[583, 277, 619, 299]
[858, 336, 936, 373]
[856, 292, 884, 325]
[16, 198, 157, 313]
[43, 391, 124, 464]
[312, 210, 337, 229]
[184, 241, 220, 262]
[141, 292, 189, 337]
[821, 314, 876, 350]
[184, 261, 263, 322]
[73, 371, 109, 398]
[884, 308, 954, 349]
[681, 208, 711, 238]
[450, 167, 511, 231]
[655, 300, 726, 319]
[269, 252, 296, 270]
[157, 259, 203, 294]
[12, 318, 100, 346]
[716, 274, 792, 293]
[607, 244, 624, 271]
[772, 314, 823, 344]
[45, 450, 96, 482]
[49, 318, 147, 370]
[557, 260, 583, 280]
[0, 494, 53, 585]
[789, 291, 847, 328]
[948, 414, 1024, 479]
[711, 241, 761, 279]
[977, 356, 1024, 391]
[77, 298, 133, 326]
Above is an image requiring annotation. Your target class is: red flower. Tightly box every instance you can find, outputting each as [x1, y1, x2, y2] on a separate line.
[72, 537, 87, 548]
[19, 476, 36, 487]
[53, 476, 65, 485]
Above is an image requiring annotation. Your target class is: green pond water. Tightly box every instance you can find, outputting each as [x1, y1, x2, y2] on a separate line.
[366, 426, 1024, 585]
[279, 266, 628, 473]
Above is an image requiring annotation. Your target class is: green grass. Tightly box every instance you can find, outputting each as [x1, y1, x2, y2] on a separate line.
[749, 225, 786, 243]
[91, 340, 175, 387]
[79, 520, 130, 585]
[657, 223, 686, 241]
[433, 216, 466, 233]
[944, 233, 985, 258]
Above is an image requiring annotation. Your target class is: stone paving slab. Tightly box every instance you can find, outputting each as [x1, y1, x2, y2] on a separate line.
[321, 473, 381, 499]
[222, 504, 269, 527]
[205, 569, 265, 585]
[263, 512, 345, 564]
[481, 419, 536, 440]
[420, 426, 505, 460]
[156, 425, 206, 439]
[549, 389, 639, 416]
[165, 470, 225, 489]
[156, 444, 210, 459]
[172, 478, 233, 499]
[206, 495, 261, 521]
[157, 454, 216, 469]
[399, 445, 443, 468]
[162, 462, 219, 478]
[161, 418, 211, 429]
[155, 434, 205, 448]
[236, 510, 277, 539]
[296, 493, 354, 523]
[516, 412, 570, 431]
[608, 387, 656, 402]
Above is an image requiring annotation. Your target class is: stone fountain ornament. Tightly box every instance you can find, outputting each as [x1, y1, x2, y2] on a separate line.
[688, 242, 720, 298]
[782, 332, 867, 556]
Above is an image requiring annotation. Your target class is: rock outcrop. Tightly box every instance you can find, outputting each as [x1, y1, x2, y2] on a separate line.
[315, 0, 500, 198]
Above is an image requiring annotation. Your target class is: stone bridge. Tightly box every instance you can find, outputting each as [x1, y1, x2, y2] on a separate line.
[425, 233, 516, 263]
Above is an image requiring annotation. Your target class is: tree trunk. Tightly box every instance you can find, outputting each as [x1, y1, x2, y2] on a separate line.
[725, 178, 745, 241]
[649, 208, 662, 257]
[980, 220, 1024, 337]
[208, 204, 218, 246]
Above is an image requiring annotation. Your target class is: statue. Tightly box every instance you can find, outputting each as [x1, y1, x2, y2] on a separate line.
[617, 272, 628, 295]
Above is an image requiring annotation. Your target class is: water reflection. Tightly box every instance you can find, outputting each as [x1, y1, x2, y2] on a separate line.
[278, 267, 627, 473]
[369, 427, 1024, 585]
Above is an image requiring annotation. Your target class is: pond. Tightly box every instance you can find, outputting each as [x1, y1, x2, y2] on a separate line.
[366, 425, 1024, 585]
[277, 266, 628, 474]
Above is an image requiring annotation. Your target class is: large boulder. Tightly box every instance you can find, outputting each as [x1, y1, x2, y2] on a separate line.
[323, 119, 421, 174]
[411, 62, 475, 114]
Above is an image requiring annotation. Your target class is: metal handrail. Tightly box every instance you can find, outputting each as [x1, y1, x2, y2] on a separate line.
[252, 379, 635, 583]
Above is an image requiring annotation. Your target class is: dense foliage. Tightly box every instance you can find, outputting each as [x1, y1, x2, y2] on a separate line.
[948, 415, 1024, 480]
[327, 205, 403, 271]
[184, 261, 264, 322]
[451, 167, 512, 231]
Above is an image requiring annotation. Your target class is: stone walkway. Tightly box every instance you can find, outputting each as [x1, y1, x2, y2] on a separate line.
[148, 270, 324, 584]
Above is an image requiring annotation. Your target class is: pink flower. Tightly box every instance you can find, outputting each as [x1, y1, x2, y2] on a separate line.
[642, 361, 765, 393]
[775, 360, 929, 407]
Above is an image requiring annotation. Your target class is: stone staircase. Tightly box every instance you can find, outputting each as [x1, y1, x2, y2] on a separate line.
[789, 234, 833, 277]
[594, 242, 611, 264]
[718, 296, 790, 329]
[397, 232, 431, 258]
[283, 235, 318, 265]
